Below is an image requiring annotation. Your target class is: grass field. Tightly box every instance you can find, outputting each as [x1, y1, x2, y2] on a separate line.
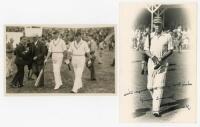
[131, 49, 194, 121]
[6, 49, 115, 94]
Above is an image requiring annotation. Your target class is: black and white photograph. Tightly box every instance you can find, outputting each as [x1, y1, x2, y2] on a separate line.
[119, 3, 197, 122]
[1, 0, 200, 127]
[5, 25, 115, 94]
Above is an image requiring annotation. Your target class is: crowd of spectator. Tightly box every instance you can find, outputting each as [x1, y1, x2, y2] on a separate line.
[132, 25, 190, 52]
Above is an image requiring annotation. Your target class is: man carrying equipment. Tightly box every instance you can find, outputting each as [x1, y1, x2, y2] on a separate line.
[144, 16, 173, 117]
[32, 36, 46, 87]
[45, 31, 67, 90]
[65, 30, 91, 93]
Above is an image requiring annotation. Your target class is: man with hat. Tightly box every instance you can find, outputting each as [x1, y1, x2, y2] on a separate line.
[32, 35, 46, 87]
[45, 30, 66, 90]
[23, 39, 34, 80]
[11, 37, 28, 88]
[144, 16, 174, 117]
[65, 29, 91, 93]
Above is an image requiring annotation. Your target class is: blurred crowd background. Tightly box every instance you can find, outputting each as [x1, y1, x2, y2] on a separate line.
[6, 26, 115, 48]
[6, 26, 115, 79]
[132, 25, 190, 52]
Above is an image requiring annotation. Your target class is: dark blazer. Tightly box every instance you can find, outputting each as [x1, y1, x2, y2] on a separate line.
[23, 42, 35, 65]
[14, 43, 27, 65]
[32, 41, 46, 65]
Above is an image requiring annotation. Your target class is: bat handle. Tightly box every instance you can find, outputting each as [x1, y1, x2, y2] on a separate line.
[68, 64, 71, 71]
[154, 62, 161, 70]
[44, 55, 50, 65]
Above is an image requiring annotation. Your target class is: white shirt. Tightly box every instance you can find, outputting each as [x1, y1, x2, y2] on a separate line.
[89, 39, 97, 52]
[68, 39, 90, 56]
[49, 38, 66, 53]
[144, 32, 173, 59]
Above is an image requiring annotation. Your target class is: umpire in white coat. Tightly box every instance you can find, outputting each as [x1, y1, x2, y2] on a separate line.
[65, 30, 91, 93]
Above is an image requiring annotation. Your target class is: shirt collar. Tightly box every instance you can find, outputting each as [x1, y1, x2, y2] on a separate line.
[53, 38, 60, 45]
[54, 38, 59, 41]
[153, 31, 164, 38]
[75, 39, 83, 46]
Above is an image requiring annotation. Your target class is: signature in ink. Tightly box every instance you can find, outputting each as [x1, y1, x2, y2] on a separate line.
[185, 104, 191, 110]
[123, 89, 133, 96]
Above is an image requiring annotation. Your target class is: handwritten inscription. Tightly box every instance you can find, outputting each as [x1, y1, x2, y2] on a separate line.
[185, 104, 191, 110]
[124, 81, 192, 96]
[123, 89, 134, 96]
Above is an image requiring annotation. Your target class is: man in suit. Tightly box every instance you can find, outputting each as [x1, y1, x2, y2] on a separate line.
[32, 36, 46, 87]
[24, 39, 34, 80]
[11, 37, 28, 88]
[86, 35, 97, 81]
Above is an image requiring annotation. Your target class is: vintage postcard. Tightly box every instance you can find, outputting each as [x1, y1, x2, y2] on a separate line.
[119, 3, 197, 122]
[5, 25, 115, 95]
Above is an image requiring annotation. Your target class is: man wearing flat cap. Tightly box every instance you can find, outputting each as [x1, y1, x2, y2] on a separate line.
[144, 16, 174, 117]
[65, 29, 91, 93]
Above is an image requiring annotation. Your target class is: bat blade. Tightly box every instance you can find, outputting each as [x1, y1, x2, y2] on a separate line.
[34, 68, 44, 87]
[34, 55, 50, 87]
[68, 64, 71, 71]
[154, 63, 161, 69]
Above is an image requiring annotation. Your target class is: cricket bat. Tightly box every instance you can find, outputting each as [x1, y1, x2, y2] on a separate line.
[64, 59, 72, 71]
[154, 50, 173, 70]
[67, 63, 71, 71]
[34, 68, 44, 87]
[154, 62, 161, 70]
[34, 55, 50, 87]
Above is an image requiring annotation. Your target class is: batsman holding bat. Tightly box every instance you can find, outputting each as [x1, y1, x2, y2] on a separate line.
[44, 31, 67, 90]
[144, 16, 173, 117]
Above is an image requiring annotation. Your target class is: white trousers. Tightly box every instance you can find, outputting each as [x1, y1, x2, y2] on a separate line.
[52, 53, 63, 88]
[147, 59, 168, 112]
[71, 56, 85, 92]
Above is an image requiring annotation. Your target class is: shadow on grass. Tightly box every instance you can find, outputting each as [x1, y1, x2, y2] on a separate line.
[133, 108, 151, 117]
[133, 98, 188, 118]
[168, 68, 176, 72]
[169, 63, 176, 66]
[160, 98, 188, 115]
